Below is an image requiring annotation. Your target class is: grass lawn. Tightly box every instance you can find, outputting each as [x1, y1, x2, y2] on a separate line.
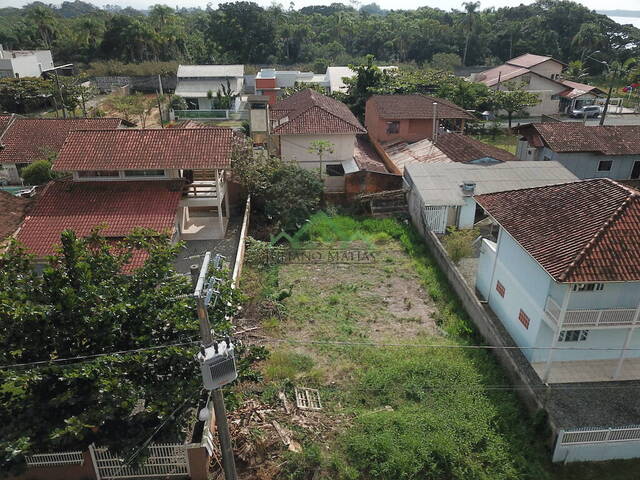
[237, 214, 640, 480]
[473, 132, 519, 154]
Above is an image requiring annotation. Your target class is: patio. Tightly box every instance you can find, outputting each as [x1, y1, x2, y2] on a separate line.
[532, 357, 640, 383]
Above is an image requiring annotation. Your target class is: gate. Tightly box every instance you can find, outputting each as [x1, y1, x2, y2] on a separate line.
[422, 206, 448, 234]
[90, 443, 190, 479]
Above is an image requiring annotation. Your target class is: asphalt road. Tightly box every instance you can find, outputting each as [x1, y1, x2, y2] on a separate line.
[507, 113, 640, 127]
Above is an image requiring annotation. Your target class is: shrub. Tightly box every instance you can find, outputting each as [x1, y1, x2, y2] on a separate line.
[20, 159, 55, 185]
[442, 227, 479, 264]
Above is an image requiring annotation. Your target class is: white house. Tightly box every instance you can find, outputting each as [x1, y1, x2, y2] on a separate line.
[514, 123, 640, 180]
[175, 65, 244, 111]
[405, 160, 577, 233]
[475, 178, 640, 383]
[473, 53, 604, 116]
[267, 88, 367, 192]
[0, 45, 53, 78]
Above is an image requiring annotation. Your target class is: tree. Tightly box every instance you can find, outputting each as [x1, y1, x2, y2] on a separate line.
[342, 55, 391, 119]
[460, 1, 480, 66]
[169, 94, 187, 111]
[430, 53, 462, 72]
[0, 230, 241, 475]
[20, 159, 55, 185]
[563, 60, 589, 81]
[598, 57, 638, 125]
[0, 77, 53, 113]
[105, 93, 154, 127]
[281, 82, 328, 99]
[25, 5, 57, 48]
[490, 88, 539, 128]
[307, 140, 335, 179]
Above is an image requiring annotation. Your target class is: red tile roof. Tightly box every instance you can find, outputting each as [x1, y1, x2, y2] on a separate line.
[0, 117, 122, 165]
[368, 94, 473, 120]
[16, 179, 182, 260]
[354, 136, 389, 173]
[271, 89, 366, 135]
[515, 123, 640, 155]
[53, 128, 235, 171]
[0, 190, 33, 241]
[475, 179, 640, 282]
[435, 133, 517, 163]
[559, 80, 606, 99]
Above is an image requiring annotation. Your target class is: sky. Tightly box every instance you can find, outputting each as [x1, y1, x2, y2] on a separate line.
[3, 0, 640, 15]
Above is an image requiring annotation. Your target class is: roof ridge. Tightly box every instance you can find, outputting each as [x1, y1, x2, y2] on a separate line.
[476, 177, 592, 199]
[560, 185, 638, 282]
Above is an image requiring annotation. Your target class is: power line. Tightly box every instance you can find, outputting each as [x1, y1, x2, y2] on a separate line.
[246, 335, 640, 352]
[0, 338, 200, 370]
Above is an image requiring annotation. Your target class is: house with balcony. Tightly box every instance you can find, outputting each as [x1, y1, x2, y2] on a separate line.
[514, 123, 640, 180]
[474, 178, 640, 384]
[16, 128, 237, 266]
[175, 65, 244, 117]
[0, 116, 123, 184]
[365, 94, 473, 146]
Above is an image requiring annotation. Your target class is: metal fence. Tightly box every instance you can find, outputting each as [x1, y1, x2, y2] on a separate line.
[559, 426, 640, 445]
[90, 443, 190, 479]
[25, 450, 84, 467]
[174, 109, 229, 119]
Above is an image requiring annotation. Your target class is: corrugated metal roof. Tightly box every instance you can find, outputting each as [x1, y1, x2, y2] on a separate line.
[406, 161, 578, 206]
[177, 64, 244, 78]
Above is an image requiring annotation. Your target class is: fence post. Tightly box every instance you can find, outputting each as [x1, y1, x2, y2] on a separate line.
[88, 444, 101, 480]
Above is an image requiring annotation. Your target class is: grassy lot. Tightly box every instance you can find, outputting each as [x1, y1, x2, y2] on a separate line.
[238, 214, 640, 480]
[473, 132, 519, 154]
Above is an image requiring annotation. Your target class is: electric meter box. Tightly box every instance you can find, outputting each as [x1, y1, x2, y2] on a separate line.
[198, 341, 237, 390]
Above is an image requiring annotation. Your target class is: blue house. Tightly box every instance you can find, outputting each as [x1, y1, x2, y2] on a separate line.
[475, 178, 640, 384]
[514, 123, 640, 181]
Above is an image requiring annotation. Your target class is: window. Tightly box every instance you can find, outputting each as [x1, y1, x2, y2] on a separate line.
[386, 121, 400, 134]
[77, 170, 119, 178]
[325, 164, 345, 176]
[559, 330, 589, 342]
[124, 169, 165, 177]
[597, 160, 613, 172]
[495, 281, 505, 298]
[572, 283, 604, 292]
[518, 309, 530, 329]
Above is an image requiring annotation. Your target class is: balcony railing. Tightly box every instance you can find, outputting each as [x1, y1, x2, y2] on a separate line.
[183, 182, 219, 198]
[545, 296, 638, 328]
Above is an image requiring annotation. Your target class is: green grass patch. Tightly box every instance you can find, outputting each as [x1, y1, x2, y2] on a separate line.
[472, 132, 518, 154]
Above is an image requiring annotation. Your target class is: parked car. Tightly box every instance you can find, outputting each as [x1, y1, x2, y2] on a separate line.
[569, 105, 601, 118]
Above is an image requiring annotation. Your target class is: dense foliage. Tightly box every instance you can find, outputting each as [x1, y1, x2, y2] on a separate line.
[232, 140, 323, 234]
[0, 230, 240, 475]
[0, 0, 638, 70]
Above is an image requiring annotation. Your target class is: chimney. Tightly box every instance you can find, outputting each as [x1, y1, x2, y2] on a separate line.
[461, 182, 476, 196]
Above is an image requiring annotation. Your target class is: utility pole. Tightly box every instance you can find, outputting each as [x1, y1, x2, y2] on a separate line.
[53, 68, 66, 119]
[192, 252, 238, 480]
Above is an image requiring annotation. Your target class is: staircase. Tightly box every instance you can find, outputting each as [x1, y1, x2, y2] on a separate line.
[358, 189, 409, 218]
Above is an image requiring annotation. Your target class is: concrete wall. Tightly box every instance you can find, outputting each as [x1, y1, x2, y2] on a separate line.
[529, 60, 564, 79]
[10, 55, 43, 77]
[365, 99, 436, 143]
[494, 74, 564, 116]
[458, 197, 476, 229]
[10, 451, 96, 480]
[344, 170, 403, 196]
[0, 162, 21, 184]
[478, 228, 552, 361]
[552, 151, 639, 180]
[553, 436, 640, 463]
[279, 134, 355, 169]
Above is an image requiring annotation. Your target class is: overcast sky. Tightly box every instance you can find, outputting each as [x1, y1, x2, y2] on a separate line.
[3, 0, 640, 14]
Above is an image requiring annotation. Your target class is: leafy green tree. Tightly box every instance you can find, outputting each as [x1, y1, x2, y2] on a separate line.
[25, 5, 58, 49]
[169, 94, 188, 111]
[0, 77, 53, 113]
[281, 82, 328, 99]
[598, 57, 638, 125]
[430, 53, 462, 72]
[341, 55, 391, 119]
[0, 230, 241, 475]
[491, 88, 540, 128]
[20, 159, 56, 185]
[563, 60, 589, 81]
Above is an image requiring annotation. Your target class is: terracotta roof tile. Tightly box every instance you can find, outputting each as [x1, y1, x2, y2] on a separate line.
[506, 53, 564, 68]
[271, 89, 366, 135]
[435, 133, 517, 163]
[53, 128, 235, 171]
[0, 190, 33, 241]
[353, 136, 389, 173]
[16, 179, 182, 259]
[475, 179, 640, 282]
[515, 123, 640, 155]
[0, 117, 122, 165]
[368, 94, 473, 120]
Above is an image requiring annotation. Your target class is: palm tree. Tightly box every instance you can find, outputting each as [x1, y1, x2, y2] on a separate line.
[461, 1, 480, 66]
[571, 23, 606, 62]
[26, 6, 57, 49]
[598, 58, 637, 125]
[563, 60, 589, 81]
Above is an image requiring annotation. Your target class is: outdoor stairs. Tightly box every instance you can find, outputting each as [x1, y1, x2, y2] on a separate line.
[358, 189, 409, 218]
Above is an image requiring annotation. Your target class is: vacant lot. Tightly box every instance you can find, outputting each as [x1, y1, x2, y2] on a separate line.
[234, 214, 639, 480]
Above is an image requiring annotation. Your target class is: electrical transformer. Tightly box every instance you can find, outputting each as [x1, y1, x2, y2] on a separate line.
[198, 339, 237, 390]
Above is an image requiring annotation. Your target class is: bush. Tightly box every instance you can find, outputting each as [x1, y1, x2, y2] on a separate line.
[442, 227, 479, 264]
[169, 94, 187, 111]
[20, 159, 55, 185]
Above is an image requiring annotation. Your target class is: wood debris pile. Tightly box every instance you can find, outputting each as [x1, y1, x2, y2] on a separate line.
[209, 392, 341, 480]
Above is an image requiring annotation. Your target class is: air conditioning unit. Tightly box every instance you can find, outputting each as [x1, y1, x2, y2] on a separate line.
[461, 181, 476, 196]
[198, 340, 237, 390]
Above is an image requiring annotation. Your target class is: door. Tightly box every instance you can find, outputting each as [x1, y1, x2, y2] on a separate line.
[631, 161, 640, 180]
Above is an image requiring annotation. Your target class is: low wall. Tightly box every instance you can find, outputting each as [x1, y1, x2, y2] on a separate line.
[11, 451, 96, 480]
[408, 208, 561, 441]
[345, 170, 403, 196]
[94, 75, 177, 94]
